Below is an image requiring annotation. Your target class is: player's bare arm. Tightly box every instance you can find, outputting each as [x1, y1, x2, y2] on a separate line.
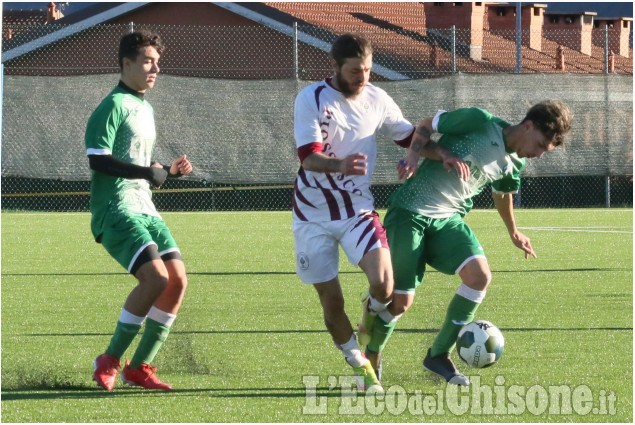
[492, 192, 537, 259]
[398, 118, 470, 181]
[418, 136, 471, 182]
[398, 118, 432, 180]
[302, 151, 368, 176]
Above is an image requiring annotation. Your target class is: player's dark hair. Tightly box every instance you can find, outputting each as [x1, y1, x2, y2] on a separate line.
[330, 33, 372, 67]
[118, 30, 164, 69]
[522, 100, 573, 146]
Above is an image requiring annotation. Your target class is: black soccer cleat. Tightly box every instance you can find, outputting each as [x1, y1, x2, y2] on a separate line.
[423, 349, 470, 386]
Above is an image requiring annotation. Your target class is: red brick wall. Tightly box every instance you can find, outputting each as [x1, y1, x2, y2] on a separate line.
[593, 19, 631, 58]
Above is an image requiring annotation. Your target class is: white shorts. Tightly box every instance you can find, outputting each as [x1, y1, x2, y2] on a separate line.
[292, 211, 388, 284]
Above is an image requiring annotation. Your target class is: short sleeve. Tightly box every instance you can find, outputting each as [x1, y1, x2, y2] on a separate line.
[492, 174, 521, 194]
[85, 96, 122, 156]
[294, 88, 323, 149]
[379, 92, 414, 142]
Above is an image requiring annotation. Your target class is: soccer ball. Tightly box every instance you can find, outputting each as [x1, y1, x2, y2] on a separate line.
[456, 320, 504, 368]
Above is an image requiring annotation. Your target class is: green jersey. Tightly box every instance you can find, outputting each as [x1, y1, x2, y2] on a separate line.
[390, 108, 526, 218]
[85, 85, 160, 242]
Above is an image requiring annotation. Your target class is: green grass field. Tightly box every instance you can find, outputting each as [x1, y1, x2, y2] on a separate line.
[1, 209, 632, 422]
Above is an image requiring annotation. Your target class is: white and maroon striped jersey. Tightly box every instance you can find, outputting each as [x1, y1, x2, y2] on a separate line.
[293, 78, 414, 222]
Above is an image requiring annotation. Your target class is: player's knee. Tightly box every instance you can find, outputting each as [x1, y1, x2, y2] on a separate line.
[142, 271, 169, 297]
[367, 276, 393, 302]
[460, 259, 492, 290]
[390, 304, 407, 316]
[467, 270, 491, 291]
[390, 293, 414, 315]
[369, 285, 391, 304]
[169, 273, 188, 294]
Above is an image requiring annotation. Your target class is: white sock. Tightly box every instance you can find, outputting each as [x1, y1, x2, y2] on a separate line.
[456, 283, 486, 304]
[339, 334, 367, 368]
[147, 306, 177, 327]
[368, 296, 391, 315]
[118, 309, 145, 326]
[378, 309, 402, 324]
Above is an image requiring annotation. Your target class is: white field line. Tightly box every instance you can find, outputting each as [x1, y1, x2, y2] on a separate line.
[518, 226, 632, 234]
[470, 209, 633, 213]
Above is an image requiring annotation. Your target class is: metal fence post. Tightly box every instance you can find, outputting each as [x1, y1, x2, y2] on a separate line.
[129, 21, 134, 33]
[293, 21, 299, 80]
[604, 24, 609, 75]
[0, 64, 4, 153]
[451, 25, 456, 74]
[515, 2, 522, 74]
[605, 176, 611, 207]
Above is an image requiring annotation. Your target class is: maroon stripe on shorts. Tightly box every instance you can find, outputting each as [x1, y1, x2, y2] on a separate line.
[356, 221, 375, 247]
[362, 212, 388, 254]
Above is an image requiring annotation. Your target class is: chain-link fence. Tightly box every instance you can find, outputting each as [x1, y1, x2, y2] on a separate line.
[3, 23, 633, 77]
[1, 24, 633, 211]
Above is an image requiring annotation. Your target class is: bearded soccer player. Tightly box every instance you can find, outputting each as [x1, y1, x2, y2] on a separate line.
[292, 33, 415, 392]
[86, 30, 193, 391]
[366, 100, 572, 385]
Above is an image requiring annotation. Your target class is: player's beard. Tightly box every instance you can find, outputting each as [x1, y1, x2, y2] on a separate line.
[335, 72, 364, 98]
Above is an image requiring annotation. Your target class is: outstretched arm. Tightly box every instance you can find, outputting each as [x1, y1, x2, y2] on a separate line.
[492, 192, 537, 259]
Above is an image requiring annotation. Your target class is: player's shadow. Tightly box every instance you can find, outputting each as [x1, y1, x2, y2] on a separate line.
[1, 386, 366, 401]
[3, 267, 630, 278]
[20, 324, 632, 339]
[1, 271, 360, 277]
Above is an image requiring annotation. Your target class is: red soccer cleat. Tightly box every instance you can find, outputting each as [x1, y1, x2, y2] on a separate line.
[121, 360, 173, 391]
[93, 353, 121, 391]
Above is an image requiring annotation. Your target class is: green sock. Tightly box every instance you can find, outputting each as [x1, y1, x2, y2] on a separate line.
[367, 312, 399, 354]
[129, 319, 170, 368]
[105, 321, 142, 359]
[430, 294, 480, 357]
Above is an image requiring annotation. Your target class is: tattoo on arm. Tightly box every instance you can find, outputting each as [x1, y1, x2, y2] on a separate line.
[411, 127, 431, 153]
[416, 126, 431, 139]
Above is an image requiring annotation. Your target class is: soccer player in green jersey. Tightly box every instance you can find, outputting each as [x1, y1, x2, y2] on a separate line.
[86, 30, 193, 391]
[363, 100, 572, 385]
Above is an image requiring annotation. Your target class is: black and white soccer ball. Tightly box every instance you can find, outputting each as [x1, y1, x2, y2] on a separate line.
[456, 320, 505, 368]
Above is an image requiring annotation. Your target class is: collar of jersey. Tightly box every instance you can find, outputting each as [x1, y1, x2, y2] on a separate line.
[117, 80, 145, 101]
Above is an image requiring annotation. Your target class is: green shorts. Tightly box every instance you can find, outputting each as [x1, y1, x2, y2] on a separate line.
[100, 213, 179, 273]
[384, 207, 485, 293]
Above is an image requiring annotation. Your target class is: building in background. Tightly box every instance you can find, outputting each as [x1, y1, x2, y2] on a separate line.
[2, 2, 632, 78]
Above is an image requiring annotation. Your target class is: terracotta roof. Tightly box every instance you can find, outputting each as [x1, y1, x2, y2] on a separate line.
[263, 1, 633, 76]
[2, 2, 631, 77]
